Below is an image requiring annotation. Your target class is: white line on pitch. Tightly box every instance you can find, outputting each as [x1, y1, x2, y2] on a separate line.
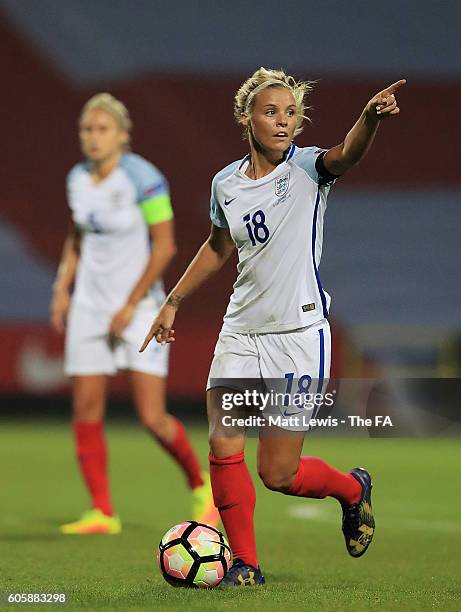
[287, 504, 461, 534]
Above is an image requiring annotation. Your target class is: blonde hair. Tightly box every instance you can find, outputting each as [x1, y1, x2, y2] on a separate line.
[80, 93, 132, 149]
[234, 67, 314, 140]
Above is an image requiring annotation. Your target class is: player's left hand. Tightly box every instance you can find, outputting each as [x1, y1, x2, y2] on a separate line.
[109, 303, 136, 338]
[365, 79, 406, 119]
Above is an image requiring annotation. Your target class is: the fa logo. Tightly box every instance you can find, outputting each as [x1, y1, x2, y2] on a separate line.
[275, 172, 290, 197]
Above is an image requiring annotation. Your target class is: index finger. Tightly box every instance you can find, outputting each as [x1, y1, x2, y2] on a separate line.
[140, 329, 154, 352]
[385, 79, 407, 94]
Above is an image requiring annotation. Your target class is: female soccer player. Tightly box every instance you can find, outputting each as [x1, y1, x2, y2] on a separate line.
[51, 93, 218, 534]
[141, 68, 405, 583]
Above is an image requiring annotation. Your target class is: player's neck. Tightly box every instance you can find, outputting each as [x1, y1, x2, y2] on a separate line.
[91, 151, 122, 183]
[246, 146, 285, 180]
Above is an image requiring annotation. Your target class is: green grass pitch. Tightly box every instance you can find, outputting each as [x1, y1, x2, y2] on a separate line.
[1, 420, 460, 610]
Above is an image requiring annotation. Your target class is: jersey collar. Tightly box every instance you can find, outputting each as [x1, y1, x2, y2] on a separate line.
[237, 143, 295, 182]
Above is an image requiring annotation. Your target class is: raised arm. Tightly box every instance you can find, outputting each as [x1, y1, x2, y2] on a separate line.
[50, 223, 81, 333]
[140, 225, 235, 351]
[323, 79, 406, 176]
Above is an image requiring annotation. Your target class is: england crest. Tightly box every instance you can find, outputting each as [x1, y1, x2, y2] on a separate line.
[275, 172, 290, 197]
[110, 190, 123, 207]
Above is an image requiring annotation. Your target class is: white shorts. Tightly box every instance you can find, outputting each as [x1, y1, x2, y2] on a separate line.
[207, 319, 331, 431]
[65, 302, 169, 377]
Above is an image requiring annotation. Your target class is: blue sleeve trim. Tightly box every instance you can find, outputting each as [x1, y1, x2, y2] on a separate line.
[142, 182, 168, 200]
[315, 151, 340, 186]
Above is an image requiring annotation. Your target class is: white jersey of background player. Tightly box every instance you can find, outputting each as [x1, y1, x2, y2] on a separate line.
[65, 152, 172, 370]
[67, 153, 169, 334]
[51, 93, 218, 536]
[210, 143, 333, 334]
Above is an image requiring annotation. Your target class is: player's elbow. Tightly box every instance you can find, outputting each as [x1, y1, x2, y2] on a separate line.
[159, 240, 177, 262]
[330, 155, 357, 175]
[166, 241, 177, 260]
[207, 240, 232, 265]
[339, 147, 364, 171]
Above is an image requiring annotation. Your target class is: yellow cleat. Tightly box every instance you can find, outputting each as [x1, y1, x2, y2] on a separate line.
[60, 509, 122, 535]
[192, 472, 220, 528]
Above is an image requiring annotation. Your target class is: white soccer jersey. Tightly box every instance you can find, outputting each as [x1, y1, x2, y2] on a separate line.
[210, 144, 334, 334]
[67, 153, 173, 321]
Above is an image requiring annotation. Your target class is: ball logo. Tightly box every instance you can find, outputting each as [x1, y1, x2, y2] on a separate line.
[275, 173, 290, 197]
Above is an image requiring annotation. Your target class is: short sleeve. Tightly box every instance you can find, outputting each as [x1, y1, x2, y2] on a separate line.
[120, 153, 174, 225]
[292, 146, 338, 186]
[209, 175, 229, 229]
[314, 150, 340, 186]
[66, 163, 86, 209]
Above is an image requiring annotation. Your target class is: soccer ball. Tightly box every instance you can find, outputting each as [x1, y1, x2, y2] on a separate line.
[157, 521, 231, 588]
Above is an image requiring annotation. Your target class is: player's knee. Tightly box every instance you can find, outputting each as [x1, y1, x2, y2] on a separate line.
[258, 466, 296, 493]
[73, 397, 102, 421]
[139, 412, 164, 435]
[208, 435, 243, 459]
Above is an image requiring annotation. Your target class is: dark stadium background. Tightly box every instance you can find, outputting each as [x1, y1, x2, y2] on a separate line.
[0, 0, 460, 416]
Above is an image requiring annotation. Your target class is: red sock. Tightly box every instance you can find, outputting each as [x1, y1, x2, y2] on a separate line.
[74, 421, 113, 516]
[287, 457, 361, 505]
[157, 418, 204, 490]
[209, 452, 258, 567]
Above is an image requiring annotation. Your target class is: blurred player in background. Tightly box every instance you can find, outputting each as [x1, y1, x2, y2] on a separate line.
[50, 93, 218, 534]
[141, 69, 405, 584]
